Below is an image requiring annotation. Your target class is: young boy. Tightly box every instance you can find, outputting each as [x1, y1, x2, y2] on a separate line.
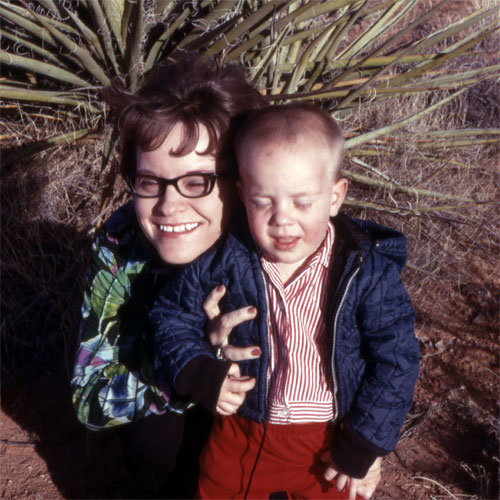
[151, 104, 420, 499]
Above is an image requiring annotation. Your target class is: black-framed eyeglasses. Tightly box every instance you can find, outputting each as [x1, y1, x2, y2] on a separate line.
[128, 172, 229, 199]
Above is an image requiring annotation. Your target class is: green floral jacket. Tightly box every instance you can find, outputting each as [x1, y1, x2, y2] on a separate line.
[71, 203, 188, 429]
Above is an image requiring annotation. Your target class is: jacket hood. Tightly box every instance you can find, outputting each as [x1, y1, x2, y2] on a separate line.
[334, 215, 408, 270]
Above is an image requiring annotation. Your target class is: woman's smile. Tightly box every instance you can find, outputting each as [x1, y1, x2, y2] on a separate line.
[158, 222, 201, 235]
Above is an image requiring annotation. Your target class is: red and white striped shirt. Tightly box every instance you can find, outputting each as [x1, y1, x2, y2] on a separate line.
[262, 222, 335, 424]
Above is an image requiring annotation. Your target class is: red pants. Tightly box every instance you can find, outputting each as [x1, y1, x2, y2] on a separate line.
[198, 415, 360, 499]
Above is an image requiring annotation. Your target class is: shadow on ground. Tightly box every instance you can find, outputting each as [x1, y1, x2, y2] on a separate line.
[0, 157, 147, 497]
[0, 213, 146, 498]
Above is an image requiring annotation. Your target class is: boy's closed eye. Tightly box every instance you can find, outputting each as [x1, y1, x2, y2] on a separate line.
[248, 197, 272, 209]
[294, 198, 313, 210]
[247, 197, 315, 209]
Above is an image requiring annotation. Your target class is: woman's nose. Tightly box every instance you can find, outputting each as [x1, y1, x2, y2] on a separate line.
[154, 185, 186, 214]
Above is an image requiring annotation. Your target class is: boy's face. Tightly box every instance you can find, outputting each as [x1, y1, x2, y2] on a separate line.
[237, 135, 347, 280]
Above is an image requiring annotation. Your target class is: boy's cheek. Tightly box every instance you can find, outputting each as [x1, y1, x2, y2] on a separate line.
[248, 220, 269, 253]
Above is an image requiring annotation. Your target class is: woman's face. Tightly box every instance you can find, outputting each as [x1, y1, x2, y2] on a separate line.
[134, 124, 233, 265]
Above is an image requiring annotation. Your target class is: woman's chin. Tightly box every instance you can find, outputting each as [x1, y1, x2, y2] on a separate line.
[155, 244, 196, 265]
[153, 234, 217, 265]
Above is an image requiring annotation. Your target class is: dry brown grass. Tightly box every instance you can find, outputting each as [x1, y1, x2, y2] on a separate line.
[1, 2, 498, 496]
[341, 77, 500, 290]
[1, 112, 105, 388]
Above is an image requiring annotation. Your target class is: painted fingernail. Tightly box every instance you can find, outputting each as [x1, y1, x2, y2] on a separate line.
[217, 284, 225, 292]
[248, 306, 257, 314]
[251, 348, 262, 356]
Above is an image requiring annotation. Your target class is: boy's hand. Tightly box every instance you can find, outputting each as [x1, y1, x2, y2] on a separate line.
[216, 363, 256, 416]
[321, 453, 382, 500]
[204, 284, 261, 362]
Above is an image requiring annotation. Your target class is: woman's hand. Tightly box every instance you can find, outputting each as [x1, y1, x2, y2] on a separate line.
[205, 285, 261, 415]
[321, 454, 382, 500]
[204, 285, 261, 362]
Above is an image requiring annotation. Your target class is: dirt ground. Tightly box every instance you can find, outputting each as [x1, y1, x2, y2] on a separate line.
[1, 258, 498, 500]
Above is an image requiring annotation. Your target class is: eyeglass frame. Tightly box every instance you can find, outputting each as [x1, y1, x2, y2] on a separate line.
[127, 172, 231, 199]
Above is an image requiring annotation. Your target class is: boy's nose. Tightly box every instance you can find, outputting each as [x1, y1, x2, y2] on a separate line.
[271, 204, 293, 226]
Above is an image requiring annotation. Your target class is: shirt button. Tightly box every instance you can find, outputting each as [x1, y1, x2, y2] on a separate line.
[279, 407, 290, 417]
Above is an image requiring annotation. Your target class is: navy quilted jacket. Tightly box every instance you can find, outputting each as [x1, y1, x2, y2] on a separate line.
[151, 215, 420, 478]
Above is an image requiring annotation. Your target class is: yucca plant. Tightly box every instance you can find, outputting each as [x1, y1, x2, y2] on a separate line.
[1, 0, 499, 215]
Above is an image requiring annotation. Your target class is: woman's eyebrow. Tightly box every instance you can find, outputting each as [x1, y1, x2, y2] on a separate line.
[135, 167, 216, 176]
[135, 169, 158, 176]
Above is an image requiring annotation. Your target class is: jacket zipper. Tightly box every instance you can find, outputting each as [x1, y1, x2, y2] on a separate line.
[260, 270, 271, 411]
[331, 256, 363, 422]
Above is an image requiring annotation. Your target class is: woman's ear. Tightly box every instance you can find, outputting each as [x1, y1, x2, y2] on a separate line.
[330, 178, 348, 217]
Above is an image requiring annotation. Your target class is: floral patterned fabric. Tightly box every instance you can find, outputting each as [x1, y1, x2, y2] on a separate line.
[71, 202, 188, 429]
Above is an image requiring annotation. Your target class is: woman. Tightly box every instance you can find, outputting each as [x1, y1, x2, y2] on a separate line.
[71, 52, 266, 498]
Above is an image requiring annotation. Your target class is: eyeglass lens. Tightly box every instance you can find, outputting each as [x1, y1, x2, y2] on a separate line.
[132, 174, 214, 198]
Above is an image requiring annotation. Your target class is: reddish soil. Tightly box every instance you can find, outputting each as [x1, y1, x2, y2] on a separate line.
[1, 262, 498, 499]
[0, 382, 139, 499]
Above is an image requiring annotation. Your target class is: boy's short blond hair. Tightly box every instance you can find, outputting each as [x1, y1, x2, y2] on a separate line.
[235, 103, 344, 180]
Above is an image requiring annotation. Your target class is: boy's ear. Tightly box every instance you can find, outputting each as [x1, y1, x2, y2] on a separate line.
[330, 178, 348, 217]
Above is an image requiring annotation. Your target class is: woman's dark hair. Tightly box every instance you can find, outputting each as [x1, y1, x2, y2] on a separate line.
[103, 52, 267, 179]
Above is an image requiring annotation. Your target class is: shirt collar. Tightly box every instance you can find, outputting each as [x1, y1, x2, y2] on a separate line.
[313, 221, 335, 269]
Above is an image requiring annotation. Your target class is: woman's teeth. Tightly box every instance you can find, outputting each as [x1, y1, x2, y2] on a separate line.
[159, 223, 199, 233]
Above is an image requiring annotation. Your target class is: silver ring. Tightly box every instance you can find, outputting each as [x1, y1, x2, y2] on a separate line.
[216, 346, 226, 360]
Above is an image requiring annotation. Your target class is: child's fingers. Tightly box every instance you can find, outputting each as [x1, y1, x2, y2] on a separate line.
[223, 364, 256, 395]
[320, 451, 339, 482]
[336, 473, 349, 492]
[208, 306, 258, 348]
[321, 453, 380, 499]
[216, 389, 243, 415]
[348, 478, 360, 500]
[217, 391, 244, 411]
[225, 364, 256, 394]
[227, 363, 241, 378]
[323, 465, 338, 482]
[226, 376, 256, 394]
[216, 375, 256, 415]
[216, 366, 256, 412]
[216, 400, 240, 415]
[203, 284, 226, 321]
